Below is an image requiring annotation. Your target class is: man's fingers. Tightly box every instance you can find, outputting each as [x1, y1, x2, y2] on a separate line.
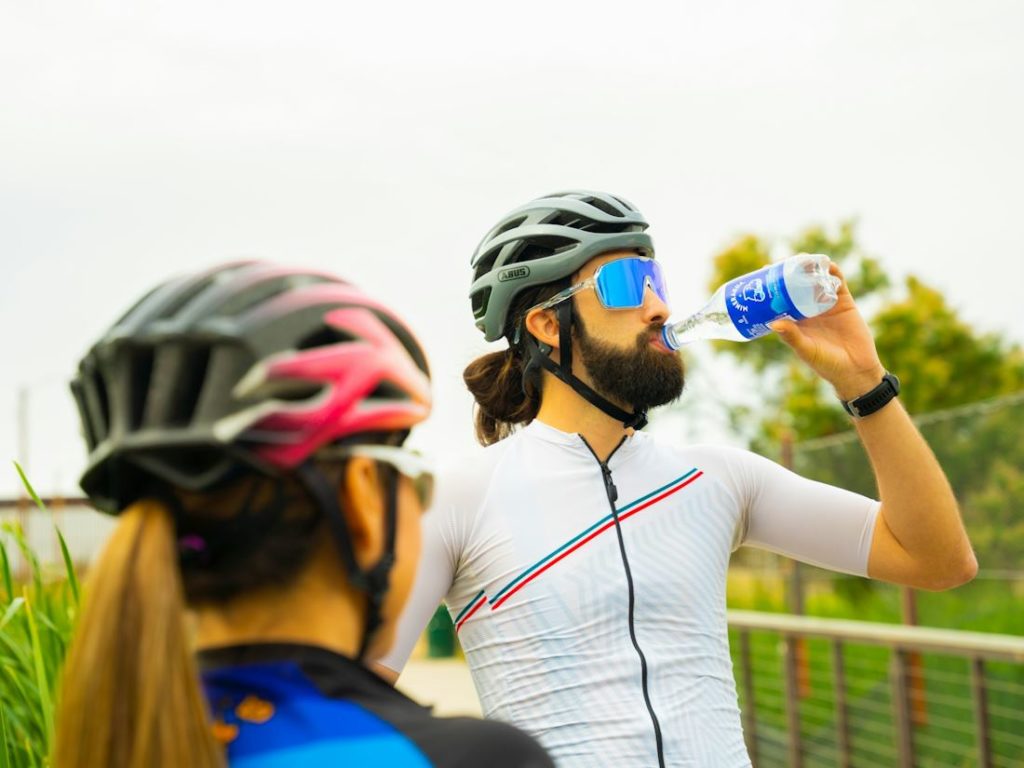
[770, 319, 810, 357]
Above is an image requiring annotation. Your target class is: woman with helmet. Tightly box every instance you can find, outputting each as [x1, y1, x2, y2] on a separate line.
[53, 262, 553, 767]
[382, 192, 975, 767]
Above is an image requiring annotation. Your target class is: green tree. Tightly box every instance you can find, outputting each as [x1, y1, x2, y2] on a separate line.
[965, 459, 1024, 568]
[706, 220, 891, 451]
[704, 220, 1024, 449]
[872, 277, 1024, 414]
[699, 220, 1024, 569]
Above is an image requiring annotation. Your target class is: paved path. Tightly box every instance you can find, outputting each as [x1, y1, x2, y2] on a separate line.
[396, 658, 483, 717]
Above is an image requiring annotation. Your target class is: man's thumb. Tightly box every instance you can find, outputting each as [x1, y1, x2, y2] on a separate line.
[769, 319, 796, 338]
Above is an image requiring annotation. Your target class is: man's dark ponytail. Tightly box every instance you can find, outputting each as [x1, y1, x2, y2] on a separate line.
[463, 347, 539, 446]
[463, 278, 569, 446]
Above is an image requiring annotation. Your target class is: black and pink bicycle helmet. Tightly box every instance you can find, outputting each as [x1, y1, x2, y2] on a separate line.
[72, 261, 432, 655]
[72, 260, 431, 511]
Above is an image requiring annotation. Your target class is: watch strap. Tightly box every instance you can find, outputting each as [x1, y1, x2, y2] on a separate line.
[842, 372, 900, 418]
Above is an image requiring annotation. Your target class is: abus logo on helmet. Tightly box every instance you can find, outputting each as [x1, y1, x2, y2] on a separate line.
[498, 266, 531, 282]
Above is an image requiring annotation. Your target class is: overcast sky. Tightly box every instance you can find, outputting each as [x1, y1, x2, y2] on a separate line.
[2, 0, 1022, 498]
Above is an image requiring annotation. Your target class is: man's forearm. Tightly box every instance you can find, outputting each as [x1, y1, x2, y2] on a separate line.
[767, 277, 977, 591]
[855, 397, 977, 589]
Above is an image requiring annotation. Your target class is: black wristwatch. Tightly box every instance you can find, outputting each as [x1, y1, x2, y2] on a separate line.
[841, 372, 900, 418]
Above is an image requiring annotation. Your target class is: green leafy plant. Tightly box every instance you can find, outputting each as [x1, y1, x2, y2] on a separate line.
[0, 463, 79, 768]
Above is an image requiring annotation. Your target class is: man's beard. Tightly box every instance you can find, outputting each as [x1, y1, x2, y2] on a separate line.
[575, 316, 685, 411]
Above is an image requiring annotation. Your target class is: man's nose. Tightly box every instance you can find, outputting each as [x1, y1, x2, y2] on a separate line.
[641, 283, 670, 325]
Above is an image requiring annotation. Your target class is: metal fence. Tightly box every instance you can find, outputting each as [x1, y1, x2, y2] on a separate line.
[722, 391, 1024, 766]
[729, 610, 1024, 768]
[0, 497, 113, 576]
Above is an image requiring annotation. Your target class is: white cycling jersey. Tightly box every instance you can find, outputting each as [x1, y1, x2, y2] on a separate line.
[384, 420, 879, 768]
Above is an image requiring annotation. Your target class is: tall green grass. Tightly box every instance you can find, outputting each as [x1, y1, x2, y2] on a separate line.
[0, 464, 79, 768]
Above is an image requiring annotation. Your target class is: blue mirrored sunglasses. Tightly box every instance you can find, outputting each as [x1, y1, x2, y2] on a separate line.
[531, 257, 670, 314]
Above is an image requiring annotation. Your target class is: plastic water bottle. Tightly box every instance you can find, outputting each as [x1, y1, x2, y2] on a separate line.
[662, 253, 841, 349]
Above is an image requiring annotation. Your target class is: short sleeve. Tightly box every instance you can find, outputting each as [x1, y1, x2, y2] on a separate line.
[377, 463, 464, 673]
[715, 446, 880, 577]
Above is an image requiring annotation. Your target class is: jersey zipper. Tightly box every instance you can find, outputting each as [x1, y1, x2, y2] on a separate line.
[580, 435, 666, 768]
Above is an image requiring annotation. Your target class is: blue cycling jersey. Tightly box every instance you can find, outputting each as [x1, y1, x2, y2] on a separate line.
[200, 643, 552, 767]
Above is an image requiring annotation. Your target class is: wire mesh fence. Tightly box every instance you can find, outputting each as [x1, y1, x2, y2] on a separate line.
[725, 393, 1024, 765]
[792, 391, 1024, 577]
[729, 613, 1024, 768]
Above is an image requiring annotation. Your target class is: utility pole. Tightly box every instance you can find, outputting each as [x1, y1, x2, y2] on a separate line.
[16, 386, 29, 580]
[17, 386, 29, 472]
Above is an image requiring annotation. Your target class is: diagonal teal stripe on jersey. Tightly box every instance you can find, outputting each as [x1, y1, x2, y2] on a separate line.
[454, 589, 487, 625]
[488, 469, 700, 606]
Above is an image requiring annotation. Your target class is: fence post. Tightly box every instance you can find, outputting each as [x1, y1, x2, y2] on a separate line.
[781, 431, 810, 699]
[902, 586, 928, 726]
[783, 634, 803, 768]
[831, 639, 851, 768]
[739, 631, 759, 766]
[890, 649, 915, 768]
[970, 657, 993, 768]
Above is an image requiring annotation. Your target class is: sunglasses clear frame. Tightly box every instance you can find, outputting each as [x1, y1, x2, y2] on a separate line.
[528, 256, 668, 315]
[316, 444, 436, 509]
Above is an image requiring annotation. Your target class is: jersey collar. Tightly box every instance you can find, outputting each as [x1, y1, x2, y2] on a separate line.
[525, 419, 643, 464]
[198, 642, 397, 699]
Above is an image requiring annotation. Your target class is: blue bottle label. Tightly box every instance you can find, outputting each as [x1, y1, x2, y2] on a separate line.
[724, 262, 805, 339]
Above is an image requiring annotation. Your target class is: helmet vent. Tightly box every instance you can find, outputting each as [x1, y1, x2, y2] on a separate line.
[167, 345, 212, 426]
[471, 287, 491, 318]
[582, 196, 626, 217]
[545, 211, 627, 234]
[92, 370, 111, 442]
[72, 370, 109, 450]
[368, 380, 405, 402]
[262, 380, 325, 402]
[128, 347, 156, 430]
[297, 325, 355, 351]
[510, 236, 577, 262]
[494, 216, 527, 237]
[472, 249, 500, 283]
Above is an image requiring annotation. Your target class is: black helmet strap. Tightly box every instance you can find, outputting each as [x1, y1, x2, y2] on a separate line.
[525, 301, 648, 431]
[295, 461, 398, 660]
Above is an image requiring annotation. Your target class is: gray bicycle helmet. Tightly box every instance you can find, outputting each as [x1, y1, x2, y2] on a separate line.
[470, 190, 654, 342]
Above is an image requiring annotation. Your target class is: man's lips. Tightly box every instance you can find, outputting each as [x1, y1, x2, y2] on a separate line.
[648, 329, 673, 353]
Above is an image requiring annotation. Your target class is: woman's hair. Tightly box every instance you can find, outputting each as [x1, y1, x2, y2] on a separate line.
[52, 467, 343, 768]
[463, 279, 569, 446]
[52, 499, 225, 768]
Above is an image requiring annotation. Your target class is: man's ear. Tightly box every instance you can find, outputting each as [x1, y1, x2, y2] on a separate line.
[524, 307, 561, 351]
[339, 456, 386, 568]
